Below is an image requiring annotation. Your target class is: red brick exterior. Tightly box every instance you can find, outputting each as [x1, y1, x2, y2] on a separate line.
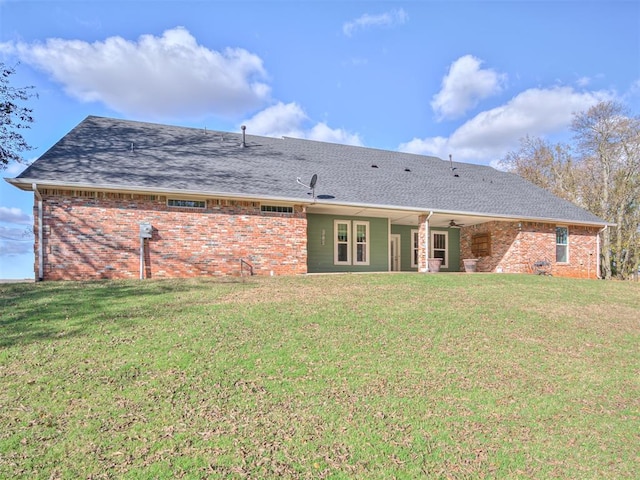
[459, 221, 599, 279]
[33, 190, 307, 280]
[32, 190, 600, 281]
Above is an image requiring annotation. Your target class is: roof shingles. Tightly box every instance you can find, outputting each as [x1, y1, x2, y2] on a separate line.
[13, 115, 605, 225]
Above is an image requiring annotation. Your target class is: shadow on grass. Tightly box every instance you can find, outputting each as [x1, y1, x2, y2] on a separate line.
[0, 278, 249, 348]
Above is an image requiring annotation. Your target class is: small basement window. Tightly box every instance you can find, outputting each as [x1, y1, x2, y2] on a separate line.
[261, 205, 293, 214]
[167, 199, 206, 209]
[471, 233, 491, 257]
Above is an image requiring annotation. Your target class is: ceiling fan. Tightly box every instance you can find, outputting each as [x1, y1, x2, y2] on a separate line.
[448, 219, 465, 228]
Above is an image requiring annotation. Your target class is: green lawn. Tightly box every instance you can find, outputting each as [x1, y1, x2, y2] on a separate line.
[1, 274, 639, 479]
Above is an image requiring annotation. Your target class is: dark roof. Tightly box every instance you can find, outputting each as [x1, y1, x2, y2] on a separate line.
[11, 115, 606, 225]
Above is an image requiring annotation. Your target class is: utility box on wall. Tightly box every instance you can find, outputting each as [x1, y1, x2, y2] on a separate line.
[139, 223, 153, 238]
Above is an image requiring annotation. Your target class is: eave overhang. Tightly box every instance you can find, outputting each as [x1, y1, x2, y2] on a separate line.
[5, 176, 613, 228]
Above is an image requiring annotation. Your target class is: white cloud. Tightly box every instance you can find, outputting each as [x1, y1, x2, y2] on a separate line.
[243, 102, 307, 139]
[0, 206, 32, 225]
[243, 102, 362, 146]
[0, 225, 31, 239]
[401, 86, 613, 164]
[1, 27, 271, 119]
[626, 78, 640, 100]
[306, 122, 362, 146]
[0, 204, 34, 259]
[431, 55, 507, 120]
[3, 160, 30, 176]
[343, 8, 408, 37]
[0, 239, 32, 256]
[399, 136, 449, 159]
[576, 76, 591, 87]
[0, 221, 33, 257]
[0, 208, 34, 258]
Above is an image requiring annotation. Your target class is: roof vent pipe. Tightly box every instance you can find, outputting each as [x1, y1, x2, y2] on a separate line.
[449, 154, 459, 177]
[241, 125, 246, 147]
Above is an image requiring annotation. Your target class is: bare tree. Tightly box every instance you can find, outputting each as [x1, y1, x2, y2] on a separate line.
[0, 62, 36, 168]
[501, 101, 640, 279]
[572, 101, 640, 279]
[500, 135, 581, 205]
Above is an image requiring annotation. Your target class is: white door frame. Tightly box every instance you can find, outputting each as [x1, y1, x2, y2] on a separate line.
[390, 234, 401, 271]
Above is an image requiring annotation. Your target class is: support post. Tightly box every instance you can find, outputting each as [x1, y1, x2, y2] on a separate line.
[418, 211, 433, 272]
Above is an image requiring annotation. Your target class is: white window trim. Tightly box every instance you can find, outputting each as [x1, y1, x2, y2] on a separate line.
[556, 225, 569, 263]
[353, 221, 370, 266]
[261, 205, 294, 213]
[334, 220, 351, 265]
[411, 229, 419, 268]
[333, 220, 370, 266]
[431, 230, 448, 269]
[167, 198, 206, 209]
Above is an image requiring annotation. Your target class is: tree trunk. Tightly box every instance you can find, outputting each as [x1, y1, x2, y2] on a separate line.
[602, 227, 612, 279]
[615, 210, 625, 278]
[601, 158, 612, 279]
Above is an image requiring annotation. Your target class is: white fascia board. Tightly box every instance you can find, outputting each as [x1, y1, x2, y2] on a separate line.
[5, 177, 315, 206]
[6, 177, 611, 227]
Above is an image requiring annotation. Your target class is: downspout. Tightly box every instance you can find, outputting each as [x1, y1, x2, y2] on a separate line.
[596, 225, 607, 279]
[388, 220, 392, 272]
[140, 236, 144, 280]
[32, 183, 44, 281]
[425, 211, 433, 272]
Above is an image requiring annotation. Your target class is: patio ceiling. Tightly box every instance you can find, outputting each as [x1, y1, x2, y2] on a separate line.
[306, 203, 507, 228]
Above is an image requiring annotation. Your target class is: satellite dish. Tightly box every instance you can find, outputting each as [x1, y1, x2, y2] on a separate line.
[296, 174, 319, 201]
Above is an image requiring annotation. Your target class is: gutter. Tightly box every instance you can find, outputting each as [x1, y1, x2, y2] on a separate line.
[8, 177, 612, 228]
[32, 183, 44, 281]
[6, 177, 320, 207]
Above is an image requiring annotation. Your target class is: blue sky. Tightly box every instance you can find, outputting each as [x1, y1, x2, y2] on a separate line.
[1, 0, 639, 279]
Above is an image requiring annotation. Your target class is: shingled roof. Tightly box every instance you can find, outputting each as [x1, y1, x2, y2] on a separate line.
[9, 115, 606, 226]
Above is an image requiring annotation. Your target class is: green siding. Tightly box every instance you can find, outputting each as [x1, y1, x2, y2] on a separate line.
[307, 215, 460, 273]
[307, 214, 389, 273]
[390, 224, 417, 271]
[441, 227, 460, 272]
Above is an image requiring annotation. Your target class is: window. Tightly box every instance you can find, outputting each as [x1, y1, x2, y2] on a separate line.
[556, 226, 568, 263]
[431, 231, 448, 268]
[168, 198, 206, 209]
[353, 221, 369, 265]
[335, 221, 350, 264]
[411, 229, 419, 268]
[261, 205, 293, 213]
[334, 220, 370, 266]
[471, 233, 491, 257]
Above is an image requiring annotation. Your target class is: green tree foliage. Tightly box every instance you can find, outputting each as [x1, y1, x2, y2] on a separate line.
[501, 101, 640, 279]
[0, 62, 36, 168]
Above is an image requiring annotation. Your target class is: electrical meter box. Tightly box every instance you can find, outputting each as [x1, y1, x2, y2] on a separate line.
[139, 223, 153, 238]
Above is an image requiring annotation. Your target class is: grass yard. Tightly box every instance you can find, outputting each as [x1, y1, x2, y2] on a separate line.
[1, 273, 639, 479]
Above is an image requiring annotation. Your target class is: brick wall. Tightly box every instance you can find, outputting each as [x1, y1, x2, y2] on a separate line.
[459, 221, 600, 279]
[34, 191, 307, 280]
